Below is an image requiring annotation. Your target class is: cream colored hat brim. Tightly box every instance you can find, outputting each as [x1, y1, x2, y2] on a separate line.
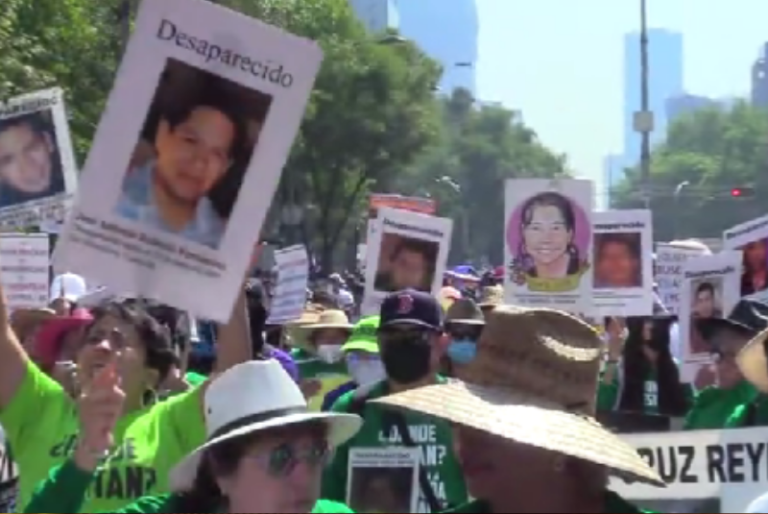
[373, 381, 664, 487]
[169, 411, 361, 492]
[297, 322, 353, 332]
[737, 328, 768, 393]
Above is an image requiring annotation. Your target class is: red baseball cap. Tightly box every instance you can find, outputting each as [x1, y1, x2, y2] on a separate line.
[34, 309, 93, 370]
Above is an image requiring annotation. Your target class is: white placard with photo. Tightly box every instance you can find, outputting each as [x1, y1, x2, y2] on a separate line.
[51, 0, 323, 322]
[723, 214, 768, 300]
[0, 88, 77, 229]
[610, 426, 768, 513]
[592, 209, 653, 316]
[363, 207, 452, 314]
[678, 251, 741, 382]
[503, 178, 594, 313]
[347, 447, 420, 514]
[654, 242, 710, 314]
[265, 245, 308, 325]
[0, 234, 50, 311]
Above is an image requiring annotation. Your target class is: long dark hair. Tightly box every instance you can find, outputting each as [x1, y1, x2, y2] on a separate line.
[516, 192, 581, 276]
[617, 317, 689, 416]
[173, 422, 328, 512]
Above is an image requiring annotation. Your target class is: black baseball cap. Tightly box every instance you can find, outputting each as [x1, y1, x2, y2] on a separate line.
[697, 297, 768, 342]
[379, 289, 442, 331]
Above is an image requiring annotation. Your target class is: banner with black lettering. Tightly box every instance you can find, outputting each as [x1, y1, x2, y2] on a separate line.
[609, 426, 768, 512]
[655, 242, 710, 315]
[679, 251, 740, 386]
[363, 207, 452, 314]
[592, 209, 653, 316]
[51, 0, 323, 322]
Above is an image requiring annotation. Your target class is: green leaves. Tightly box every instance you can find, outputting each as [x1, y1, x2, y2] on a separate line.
[612, 101, 768, 240]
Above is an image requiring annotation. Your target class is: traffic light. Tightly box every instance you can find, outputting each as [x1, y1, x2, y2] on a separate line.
[730, 187, 755, 198]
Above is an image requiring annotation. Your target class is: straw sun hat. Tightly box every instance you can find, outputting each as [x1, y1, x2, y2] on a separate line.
[302, 310, 353, 332]
[478, 285, 503, 309]
[374, 305, 664, 487]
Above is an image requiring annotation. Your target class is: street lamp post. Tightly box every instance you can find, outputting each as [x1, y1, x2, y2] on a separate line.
[636, 0, 653, 209]
[672, 180, 689, 238]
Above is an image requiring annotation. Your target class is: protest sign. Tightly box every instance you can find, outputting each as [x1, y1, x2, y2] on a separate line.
[363, 207, 452, 313]
[0, 234, 49, 311]
[655, 242, 710, 314]
[503, 178, 594, 313]
[265, 245, 308, 324]
[610, 426, 768, 513]
[366, 194, 436, 246]
[52, 0, 323, 322]
[347, 447, 420, 514]
[723, 214, 768, 300]
[0, 88, 77, 229]
[678, 251, 741, 385]
[592, 209, 653, 316]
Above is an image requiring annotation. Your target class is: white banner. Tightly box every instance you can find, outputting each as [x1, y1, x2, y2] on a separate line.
[612, 427, 768, 513]
[265, 245, 308, 324]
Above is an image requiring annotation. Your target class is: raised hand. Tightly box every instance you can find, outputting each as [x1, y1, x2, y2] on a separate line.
[73, 359, 125, 471]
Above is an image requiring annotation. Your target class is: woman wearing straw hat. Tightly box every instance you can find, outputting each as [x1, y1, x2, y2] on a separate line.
[23, 360, 362, 513]
[374, 306, 664, 513]
[292, 310, 354, 410]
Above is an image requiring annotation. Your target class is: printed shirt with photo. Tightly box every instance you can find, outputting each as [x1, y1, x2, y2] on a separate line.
[322, 377, 469, 512]
[116, 160, 225, 248]
[0, 360, 205, 512]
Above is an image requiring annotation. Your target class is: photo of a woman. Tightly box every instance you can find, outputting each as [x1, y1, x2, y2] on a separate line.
[740, 238, 768, 297]
[506, 190, 590, 292]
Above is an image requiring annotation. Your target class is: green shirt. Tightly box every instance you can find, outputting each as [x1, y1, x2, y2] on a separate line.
[2, 360, 205, 512]
[684, 381, 757, 430]
[291, 348, 351, 411]
[23, 458, 353, 513]
[184, 371, 207, 387]
[441, 490, 654, 513]
[322, 378, 468, 512]
[726, 393, 768, 427]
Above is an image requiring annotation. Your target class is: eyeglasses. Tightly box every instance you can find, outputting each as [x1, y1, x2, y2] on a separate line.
[377, 328, 434, 346]
[445, 324, 483, 340]
[711, 349, 740, 363]
[246, 439, 330, 478]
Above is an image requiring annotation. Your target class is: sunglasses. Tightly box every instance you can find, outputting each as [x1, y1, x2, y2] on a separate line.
[247, 439, 330, 477]
[446, 324, 483, 340]
[377, 328, 434, 345]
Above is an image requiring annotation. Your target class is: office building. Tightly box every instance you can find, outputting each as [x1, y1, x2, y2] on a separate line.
[348, 0, 399, 33]
[665, 94, 717, 125]
[623, 29, 684, 167]
[751, 43, 768, 108]
[603, 154, 626, 207]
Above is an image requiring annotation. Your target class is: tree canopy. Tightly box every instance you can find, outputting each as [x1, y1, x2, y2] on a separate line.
[611, 101, 768, 241]
[399, 88, 570, 264]
[0, 0, 442, 269]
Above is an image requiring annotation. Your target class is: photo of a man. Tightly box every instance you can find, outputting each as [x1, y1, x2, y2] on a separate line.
[115, 57, 271, 249]
[593, 232, 643, 288]
[349, 467, 414, 513]
[374, 234, 438, 292]
[0, 110, 66, 209]
[689, 279, 723, 354]
[740, 238, 768, 296]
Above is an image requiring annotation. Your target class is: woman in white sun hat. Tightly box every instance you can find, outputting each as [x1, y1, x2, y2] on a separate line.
[375, 305, 665, 513]
[23, 359, 362, 514]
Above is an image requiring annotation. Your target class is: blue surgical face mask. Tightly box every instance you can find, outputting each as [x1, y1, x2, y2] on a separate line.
[447, 339, 477, 364]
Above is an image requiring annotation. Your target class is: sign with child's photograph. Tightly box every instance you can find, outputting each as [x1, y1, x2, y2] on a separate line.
[0, 233, 50, 311]
[265, 245, 308, 324]
[0, 88, 77, 229]
[722, 214, 768, 300]
[678, 251, 741, 385]
[503, 178, 594, 313]
[347, 447, 420, 514]
[365, 194, 436, 245]
[592, 209, 653, 316]
[363, 207, 452, 313]
[51, 0, 323, 321]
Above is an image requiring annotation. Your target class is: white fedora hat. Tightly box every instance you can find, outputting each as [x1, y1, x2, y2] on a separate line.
[169, 360, 362, 491]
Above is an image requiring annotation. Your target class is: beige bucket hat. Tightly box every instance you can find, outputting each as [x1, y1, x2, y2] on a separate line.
[374, 305, 664, 487]
[737, 327, 768, 394]
[301, 309, 353, 331]
[478, 285, 503, 309]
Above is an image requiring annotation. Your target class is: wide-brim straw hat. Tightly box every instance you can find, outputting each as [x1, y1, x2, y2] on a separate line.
[374, 305, 664, 487]
[478, 285, 503, 308]
[445, 298, 485, 325]
[737, 327, 768, 394]
[299, 309, 353, 332]
[170, 360, 361, 491]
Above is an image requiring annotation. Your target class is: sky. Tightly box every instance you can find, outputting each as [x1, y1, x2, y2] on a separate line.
[475, 0, 768, 204]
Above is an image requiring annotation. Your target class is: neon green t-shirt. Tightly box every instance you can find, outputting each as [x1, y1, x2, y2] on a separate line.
[1, 360, 206, 512]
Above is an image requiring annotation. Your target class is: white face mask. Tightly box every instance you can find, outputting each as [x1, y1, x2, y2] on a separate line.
[347, 358, 386, 387]
[316, 344, 343, 364]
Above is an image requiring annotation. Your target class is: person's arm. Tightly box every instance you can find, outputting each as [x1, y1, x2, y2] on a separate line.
[0, 277, 38, 408]
[23, 459, 174, 514]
